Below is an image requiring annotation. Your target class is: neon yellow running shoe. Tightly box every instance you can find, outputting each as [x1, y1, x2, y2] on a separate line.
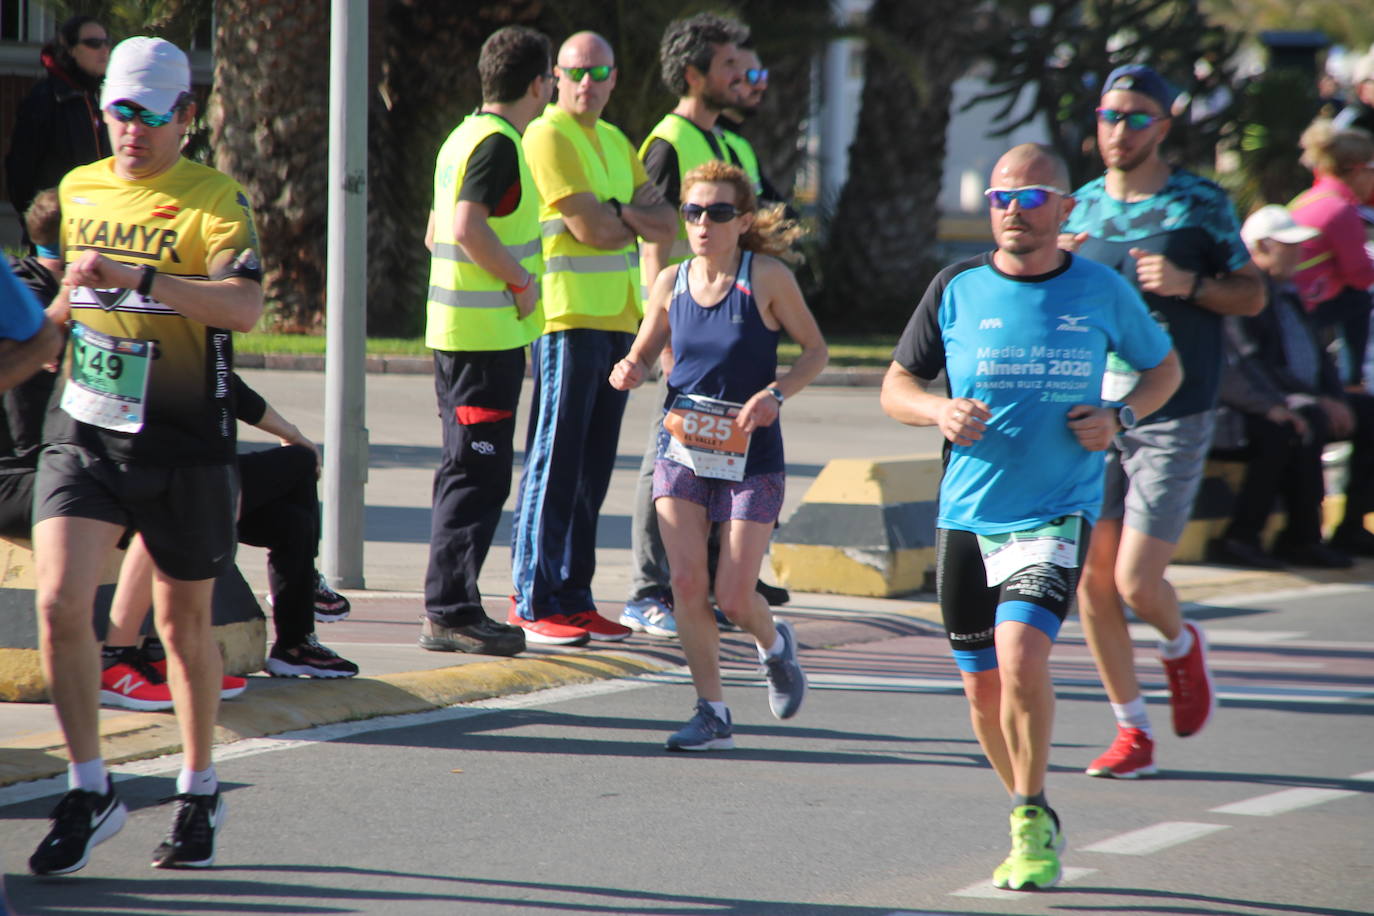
[992, 805, 1063, 891]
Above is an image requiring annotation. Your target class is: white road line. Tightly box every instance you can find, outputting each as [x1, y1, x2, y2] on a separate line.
[1211, 787, 1360, 817]
[1081, 822, 1229, 855]
[949, 867, 1096, 898]
[1353, 771, 1374, 781]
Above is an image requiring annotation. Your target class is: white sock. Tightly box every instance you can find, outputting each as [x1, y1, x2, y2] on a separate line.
[706, 700, 730, 722]
[1110, 697, 1152, 736]
[68, 758, 107, 794]
[177, 765, 218, 796]
[758, 633, 785, 662]
[1160, 625, 1194, 660]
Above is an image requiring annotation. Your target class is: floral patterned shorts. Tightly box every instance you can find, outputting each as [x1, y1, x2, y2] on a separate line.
[652, 459, 785, 524]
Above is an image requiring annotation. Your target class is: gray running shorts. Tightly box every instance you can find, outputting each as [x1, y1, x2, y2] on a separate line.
[1099, 410, 1215, 545]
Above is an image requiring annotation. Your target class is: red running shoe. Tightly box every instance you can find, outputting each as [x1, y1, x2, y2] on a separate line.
[564, 610, 632, 642]
[100, 654, 174, 712]
[149, 659, 248, 701]
[1085, 726, 1157, 779]
[507, 600, 590, 646]
[1162, 621, 1215, 737]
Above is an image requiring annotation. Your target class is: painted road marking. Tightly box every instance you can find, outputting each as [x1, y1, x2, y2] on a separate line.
[1081, 822, 1229, 855]
[949, 867, 1096, 898]
[1210, 787, 1359, 817]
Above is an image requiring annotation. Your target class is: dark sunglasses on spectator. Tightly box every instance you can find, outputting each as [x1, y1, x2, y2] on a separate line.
[561, 65, 613, 82]
[78, 36, 110, 49]
[108, 102, 177, 128]
[745, 68, 769, 85]
[681, 202, 741, 224]
[983, 186, 1066, 210]
[1095, 107, 1165, 130]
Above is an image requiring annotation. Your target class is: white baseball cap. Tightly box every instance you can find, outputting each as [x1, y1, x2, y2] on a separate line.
[100, 37, 190, 114]
[1241, 205, 1321, 246]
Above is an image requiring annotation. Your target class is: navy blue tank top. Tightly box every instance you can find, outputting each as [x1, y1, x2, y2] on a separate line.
[661, 251, 783, 475]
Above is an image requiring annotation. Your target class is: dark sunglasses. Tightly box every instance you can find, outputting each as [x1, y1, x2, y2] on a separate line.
[681, 202, 741, 224]
[561, 65, 613, 82]
[745, 68, 769, 85]
[1096, 107, 1165, 130]
[983, 185, 1066, 210]
[78, 36, 110, 49]
[108, 102, 177, 128]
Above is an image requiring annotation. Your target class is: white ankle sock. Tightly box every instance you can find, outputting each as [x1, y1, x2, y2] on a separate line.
[1111, 697, 1152, 736]
[68, 758, 107, 794]
[706, 700, 729, 722]
[177, 765, 218, 796]
[1160, 625, 1194, 660]
[758, 633, 785, 662]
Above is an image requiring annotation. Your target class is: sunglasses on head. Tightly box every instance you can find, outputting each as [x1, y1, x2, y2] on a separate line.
[983, 185, 1067, 210]
[108, 102, 177, 128]
[1096, 107, 1165, 130]
[560, 65, 613, 82]
[681, 202, 741, 224]
[745, 68, 768, 85]
[78, 36, 110, 49]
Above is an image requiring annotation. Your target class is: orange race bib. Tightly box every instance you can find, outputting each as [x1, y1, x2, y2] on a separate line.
[662, 394, 751, 481]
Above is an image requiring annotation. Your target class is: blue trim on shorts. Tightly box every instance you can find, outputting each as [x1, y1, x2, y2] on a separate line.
[952, 646, 999, 673]
[995, 600, 1063, 641]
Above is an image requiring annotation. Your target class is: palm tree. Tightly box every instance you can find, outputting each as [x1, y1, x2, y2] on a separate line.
[818, 0, 979, 330]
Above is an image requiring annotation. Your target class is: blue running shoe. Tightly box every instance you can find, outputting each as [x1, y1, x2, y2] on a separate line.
[666, 699, 735, 751]
[762, 618, 807, 719]
[619, 595, 677, 638]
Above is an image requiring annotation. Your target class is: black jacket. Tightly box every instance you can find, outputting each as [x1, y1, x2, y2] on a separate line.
[4, 52, 110, 236]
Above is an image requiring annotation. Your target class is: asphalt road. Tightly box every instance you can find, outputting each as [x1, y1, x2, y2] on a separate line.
[3, 582, 1371, 915]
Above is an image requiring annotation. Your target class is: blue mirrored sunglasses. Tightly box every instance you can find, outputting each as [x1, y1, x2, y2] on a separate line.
[745, 68, 769, 85]
[1096, 107, 1165, 130]
[681, 202, 741, 224]
[983, 185, 1067, 210]
[108, 102, 176, 127]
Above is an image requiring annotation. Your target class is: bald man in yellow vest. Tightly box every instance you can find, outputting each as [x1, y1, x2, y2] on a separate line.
[508, 31, 676, 646]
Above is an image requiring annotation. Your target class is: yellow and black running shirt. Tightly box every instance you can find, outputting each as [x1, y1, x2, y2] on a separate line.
[55, 156, 262, 465]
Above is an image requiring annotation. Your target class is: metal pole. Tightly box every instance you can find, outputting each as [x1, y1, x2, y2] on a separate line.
[322, 0, 368, 589]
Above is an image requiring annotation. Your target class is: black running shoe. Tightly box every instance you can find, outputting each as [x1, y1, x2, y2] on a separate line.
[311, 571, 351, 622]
[265, 635, 360, 678]
[29, 780, 127, 875]
[152, 792, 225, 869]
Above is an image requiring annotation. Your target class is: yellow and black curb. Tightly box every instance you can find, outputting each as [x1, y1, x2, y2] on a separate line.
[0, 652, 672, 788]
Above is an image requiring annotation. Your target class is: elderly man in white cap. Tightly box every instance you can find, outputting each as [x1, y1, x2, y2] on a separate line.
[28, 36, 262, 875]
[1208, 204, 1374, 569]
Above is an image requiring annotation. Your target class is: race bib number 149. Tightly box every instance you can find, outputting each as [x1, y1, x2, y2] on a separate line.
[60, 322, 152, 434]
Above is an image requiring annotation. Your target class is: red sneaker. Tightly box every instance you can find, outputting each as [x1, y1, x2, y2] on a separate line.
[1162, 621, 1215, 737]
[100, 658, 174, 712]
[1085, 726, 1157, 779]
[149, 659, 249, 701]
[507, 600, 590, 646]
[564, 610, 632, 642]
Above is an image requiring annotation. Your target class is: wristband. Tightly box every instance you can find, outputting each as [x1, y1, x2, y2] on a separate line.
[1188, 272, 1205, 301]
[507, 270, 533, 294]
[608, 198, 623, 219]
[137, 264, 157, 297]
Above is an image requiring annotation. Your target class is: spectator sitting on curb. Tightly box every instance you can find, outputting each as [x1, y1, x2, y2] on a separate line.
[1208, 205, 1374, 570]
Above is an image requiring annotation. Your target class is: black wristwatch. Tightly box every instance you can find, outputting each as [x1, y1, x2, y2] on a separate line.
[766, 386, 785, 405]
[607, 198, 623, 220]
[137, 264, 157, 297]
[1116, 404, 1138, 430]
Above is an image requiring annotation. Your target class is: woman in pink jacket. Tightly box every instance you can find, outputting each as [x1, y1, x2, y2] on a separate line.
[1291, 122, 1374, 389]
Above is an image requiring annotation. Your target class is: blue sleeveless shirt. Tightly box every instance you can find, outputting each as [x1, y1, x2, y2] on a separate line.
[661, 251, 784, 475]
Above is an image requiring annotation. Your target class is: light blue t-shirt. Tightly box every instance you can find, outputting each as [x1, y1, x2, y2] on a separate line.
[894, 252, 1172, 534]
[1, 259, 45, 343]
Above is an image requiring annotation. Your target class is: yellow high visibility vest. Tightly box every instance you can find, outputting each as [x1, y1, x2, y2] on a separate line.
[426, 112, 543, 352]
[525, 105, 640, 325]
[721, 129, 763, 197]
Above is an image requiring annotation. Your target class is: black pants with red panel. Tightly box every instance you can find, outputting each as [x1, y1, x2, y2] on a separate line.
[425, 348, 525, 628]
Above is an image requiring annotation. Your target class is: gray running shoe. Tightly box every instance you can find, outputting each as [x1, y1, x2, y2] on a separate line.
[419, 616, 525, 656]
[666, 698, 735, 751]
[762, 618, 807, 719]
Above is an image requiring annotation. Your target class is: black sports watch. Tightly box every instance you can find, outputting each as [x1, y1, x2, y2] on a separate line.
[137, 264, 157, 297]
[766, 386, 785, 405]
[607, 198, 624, 219]
[1116, 404, 1138, 430]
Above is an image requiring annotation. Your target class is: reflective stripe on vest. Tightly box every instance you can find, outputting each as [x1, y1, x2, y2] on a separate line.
[426, 112, 542, 351]
[525, 105, 640, 324]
